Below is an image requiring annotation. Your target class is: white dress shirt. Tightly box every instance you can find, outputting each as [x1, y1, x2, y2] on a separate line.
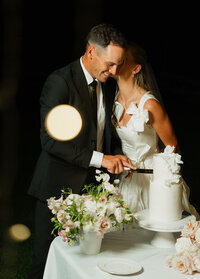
[80, 57, 105, 168]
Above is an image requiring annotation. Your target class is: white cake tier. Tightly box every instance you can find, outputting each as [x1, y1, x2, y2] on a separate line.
[149, 182, 183, 222]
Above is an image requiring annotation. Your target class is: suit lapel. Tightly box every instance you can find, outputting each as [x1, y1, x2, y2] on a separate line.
[71, 59, 91, 105]
[71, 59, 97, 132]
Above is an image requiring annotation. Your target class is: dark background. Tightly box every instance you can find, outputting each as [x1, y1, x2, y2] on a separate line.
[0, 1, 199, 278]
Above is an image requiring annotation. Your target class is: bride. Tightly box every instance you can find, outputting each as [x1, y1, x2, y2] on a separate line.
[112, 42, 199, 220]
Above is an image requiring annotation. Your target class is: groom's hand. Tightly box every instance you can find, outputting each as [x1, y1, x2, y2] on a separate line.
[101, 155, 135, 174]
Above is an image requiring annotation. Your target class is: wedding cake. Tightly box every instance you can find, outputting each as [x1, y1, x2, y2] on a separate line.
[149, 145, 183, 223]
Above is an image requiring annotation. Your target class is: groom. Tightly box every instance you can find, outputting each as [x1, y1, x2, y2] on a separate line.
[27, 23, 134, 279]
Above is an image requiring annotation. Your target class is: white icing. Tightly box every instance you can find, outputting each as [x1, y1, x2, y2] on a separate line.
[149, 145, 183, 222]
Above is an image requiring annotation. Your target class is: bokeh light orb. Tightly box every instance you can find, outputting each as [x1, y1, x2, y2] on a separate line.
[45, 105, 82, 141]
[9, 224, 31, 242]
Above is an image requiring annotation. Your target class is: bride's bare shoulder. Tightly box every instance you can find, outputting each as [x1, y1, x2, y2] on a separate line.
[143, 98, 164, 112]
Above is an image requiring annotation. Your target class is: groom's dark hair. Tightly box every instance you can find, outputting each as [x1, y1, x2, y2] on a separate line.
[86, 23, 127, 49]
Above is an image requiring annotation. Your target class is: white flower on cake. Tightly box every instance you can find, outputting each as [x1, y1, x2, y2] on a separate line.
[164, 145, 175, 154]
[155, 145, 183, 186]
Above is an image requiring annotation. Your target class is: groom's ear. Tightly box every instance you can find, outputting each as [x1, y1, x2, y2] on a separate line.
[133, 64, 142, 74]
[87, 45, 96, 60]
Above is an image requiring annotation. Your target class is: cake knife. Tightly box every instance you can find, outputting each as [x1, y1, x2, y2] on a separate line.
[124, 167, 153, 174]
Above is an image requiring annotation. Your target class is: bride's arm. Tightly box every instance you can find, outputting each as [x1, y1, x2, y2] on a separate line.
[144, 99, 179, 152]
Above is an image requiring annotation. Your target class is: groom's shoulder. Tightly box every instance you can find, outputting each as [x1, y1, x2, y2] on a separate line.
[49, 59, 79, 79]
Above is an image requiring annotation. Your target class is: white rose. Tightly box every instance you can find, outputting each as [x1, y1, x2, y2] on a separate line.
[175, 237, 193, 253]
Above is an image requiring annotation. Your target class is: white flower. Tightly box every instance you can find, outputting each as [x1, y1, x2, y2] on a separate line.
[95, 171, 110, 183]
[181, 219, 200, 241]
[173, 251, 196, 275]
[175, 237, 193, 253]
[57, 210, 66, 223]
[102, 181, 117, 194]
[113, 179, 120, 184]
[101, 173, 110, 182]
[166, 174, 181, 185]
[67, 194, 81, 206]
[114, 207, 126, 223]
[96, 202, 107, 217]
[106, 201, 116, 216]
[98, 216, 112, 236]
[166, 219, 200, 275]
[164, 145, 175, 154]
[83, 199, 97, 216]
[195, 228, 200, 243]
[47, 196, 64, 214]
[98, 196, 107, 203]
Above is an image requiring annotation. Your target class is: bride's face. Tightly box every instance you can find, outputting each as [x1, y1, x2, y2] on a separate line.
[114, 49, 136, 80]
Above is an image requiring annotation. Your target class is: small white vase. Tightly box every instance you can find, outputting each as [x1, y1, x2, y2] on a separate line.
[79, 231, 102, 255]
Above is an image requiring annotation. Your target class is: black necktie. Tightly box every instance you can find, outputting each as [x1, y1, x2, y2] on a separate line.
[89, 80, 97, 126]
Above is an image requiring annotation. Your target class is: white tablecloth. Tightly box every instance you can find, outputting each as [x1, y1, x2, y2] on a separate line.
[43, 228, 199, 279]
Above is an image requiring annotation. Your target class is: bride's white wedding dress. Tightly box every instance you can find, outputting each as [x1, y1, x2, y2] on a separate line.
[113, 92, 199, 220]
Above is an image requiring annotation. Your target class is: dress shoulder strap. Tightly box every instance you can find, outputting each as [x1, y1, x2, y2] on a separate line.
[139, 92, 159, 110]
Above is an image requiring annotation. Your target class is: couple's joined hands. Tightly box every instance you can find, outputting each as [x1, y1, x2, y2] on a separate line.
[101, 154, 135, 175]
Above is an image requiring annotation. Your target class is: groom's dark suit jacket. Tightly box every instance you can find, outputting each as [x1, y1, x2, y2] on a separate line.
[28, 59, 123, 202]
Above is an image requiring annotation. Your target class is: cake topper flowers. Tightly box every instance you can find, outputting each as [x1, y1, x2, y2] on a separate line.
[159, 145, 183, 185]
[47, 170, 135, 245]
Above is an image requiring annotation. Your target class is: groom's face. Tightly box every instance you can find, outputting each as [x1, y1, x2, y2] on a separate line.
[91, 43, 125, 82]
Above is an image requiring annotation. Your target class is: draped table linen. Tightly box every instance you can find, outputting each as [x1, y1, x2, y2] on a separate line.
[43, 228, 199, 279]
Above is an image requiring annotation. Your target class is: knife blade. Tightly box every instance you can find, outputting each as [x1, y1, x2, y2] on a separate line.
[124, 167, 153, 174]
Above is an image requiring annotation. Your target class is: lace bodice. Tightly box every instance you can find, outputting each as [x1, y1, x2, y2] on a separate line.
[113, 92, 159, 167]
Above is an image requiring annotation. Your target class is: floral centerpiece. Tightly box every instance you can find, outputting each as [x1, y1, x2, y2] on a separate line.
[166, 218, 200, 274]
[47, 170, 135, 246]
